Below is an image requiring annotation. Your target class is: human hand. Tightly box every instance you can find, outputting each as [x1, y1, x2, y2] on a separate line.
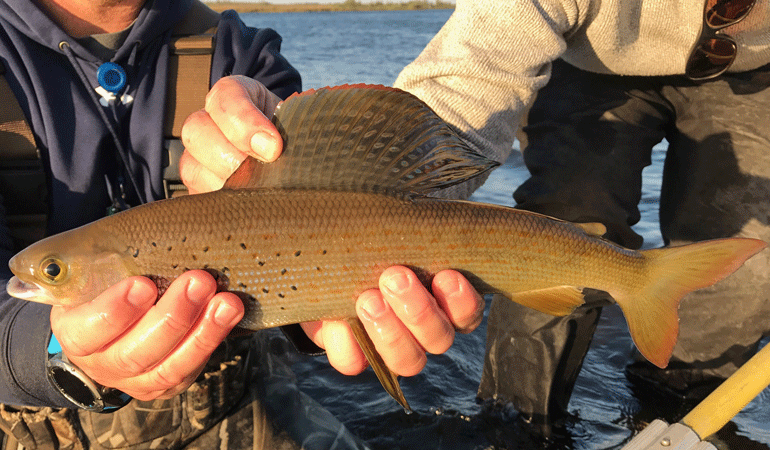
[301, 266, 485, 377]
[179, 75, 283, 194]
[49, 270, 244, 400]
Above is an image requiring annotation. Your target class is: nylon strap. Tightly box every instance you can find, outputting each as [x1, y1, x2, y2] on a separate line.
[164, 0, 220, 138]
[0, 62, 37, 160]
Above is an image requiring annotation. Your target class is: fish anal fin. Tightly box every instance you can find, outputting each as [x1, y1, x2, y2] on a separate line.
[575, 222, 607, 237]
[509, 286, 585, 317]
[346, 317, 411, 412]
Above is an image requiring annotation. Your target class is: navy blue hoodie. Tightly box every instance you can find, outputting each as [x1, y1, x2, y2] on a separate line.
[0, 0, 301, 407]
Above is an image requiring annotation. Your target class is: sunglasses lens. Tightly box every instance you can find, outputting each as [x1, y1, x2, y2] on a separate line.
[685, 37, 737, 80]
[706, 0, 754, 27]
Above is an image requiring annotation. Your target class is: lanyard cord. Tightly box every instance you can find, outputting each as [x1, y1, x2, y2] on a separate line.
[58, 40, 148, 208]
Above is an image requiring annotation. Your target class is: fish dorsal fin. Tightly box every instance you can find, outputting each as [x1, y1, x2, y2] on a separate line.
[574, 222, 607, 237]
[223, 84, 498, 195]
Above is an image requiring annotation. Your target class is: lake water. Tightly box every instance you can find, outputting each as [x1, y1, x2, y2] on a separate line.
[241, 10, 770, 449]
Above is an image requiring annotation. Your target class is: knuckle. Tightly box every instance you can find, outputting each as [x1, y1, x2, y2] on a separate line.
[53, 330, 89, 358]
[394, 352, 426, 378]
[378, 325, 411, 351]
[204, 78, 230, 110]
[180, 110, 208, 147]
[400, 294, 435, 326]
[423, 328, 454, 355]
[190, 329, 224, 356]
[113, 349, 149, 376]
[159, 313, 194, 336]
[150, 365, 186, 390]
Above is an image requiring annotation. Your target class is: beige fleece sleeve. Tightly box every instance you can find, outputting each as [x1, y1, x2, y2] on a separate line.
[395, 0, 581, 161]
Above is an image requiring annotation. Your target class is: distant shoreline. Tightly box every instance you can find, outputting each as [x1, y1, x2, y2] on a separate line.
[204, 1, 454, 13]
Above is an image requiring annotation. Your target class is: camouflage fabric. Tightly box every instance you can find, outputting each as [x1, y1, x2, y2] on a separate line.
[0, 332, 369, 450]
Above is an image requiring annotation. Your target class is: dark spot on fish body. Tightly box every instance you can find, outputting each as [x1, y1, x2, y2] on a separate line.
[239, 282, 247, 289]
[294, 250, 301, 257]
[291, 285, 297, 291]
[278, 293, 285, 298]
[262, 287, 269, 294]
[203, 246, 209, 253]
[240, 243, 247, 250]
[281, 268, 287, 276]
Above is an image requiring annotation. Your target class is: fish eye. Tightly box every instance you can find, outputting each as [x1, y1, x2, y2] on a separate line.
[39, 257, 67, 285]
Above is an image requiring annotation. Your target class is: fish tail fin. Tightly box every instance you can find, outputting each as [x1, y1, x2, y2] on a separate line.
[617, 238, 766, 368]
[346, 318, 411, 412]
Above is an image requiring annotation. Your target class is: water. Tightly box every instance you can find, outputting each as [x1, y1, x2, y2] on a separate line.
[241, 10, 770, 449]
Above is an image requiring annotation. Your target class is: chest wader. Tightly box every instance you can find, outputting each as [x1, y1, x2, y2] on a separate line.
[0, 3, 261, 449]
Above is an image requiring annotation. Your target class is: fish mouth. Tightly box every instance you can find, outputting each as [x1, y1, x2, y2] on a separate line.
[6, 276, 53, 304]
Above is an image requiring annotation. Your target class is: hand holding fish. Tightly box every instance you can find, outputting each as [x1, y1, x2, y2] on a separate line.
[48, 271, 244, 400]
[300, 266, 484, 377]
[178, 76, 485, 379]
[180, 75, 283, 194]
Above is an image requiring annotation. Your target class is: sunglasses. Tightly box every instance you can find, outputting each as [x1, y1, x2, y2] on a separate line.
[685, 0, 755, 80]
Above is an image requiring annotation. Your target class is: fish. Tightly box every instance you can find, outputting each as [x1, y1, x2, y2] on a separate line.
[6, 85, 766, 411]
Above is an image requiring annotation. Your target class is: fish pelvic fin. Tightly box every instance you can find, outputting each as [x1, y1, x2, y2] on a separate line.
[224, 85, 498, 195]
[509, 286, 586, 316]
[346, 317, 411, 412]
[619, 237, 766, 369]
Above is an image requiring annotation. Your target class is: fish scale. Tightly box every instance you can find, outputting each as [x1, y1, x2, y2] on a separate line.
[91, 188, 640, 331]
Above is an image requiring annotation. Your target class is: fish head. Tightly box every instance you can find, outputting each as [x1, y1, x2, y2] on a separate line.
[6, 225, 136, 306]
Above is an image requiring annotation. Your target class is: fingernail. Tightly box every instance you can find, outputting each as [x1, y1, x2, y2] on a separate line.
[382, 271, 410, 296]
[359, 292, 388, 321]
[127, 280, 155, 307]
[186, 278, 211, 305]
[214, 301, 241, 327]
[434, 271, 461, 293]
[250, 131, 280, 162]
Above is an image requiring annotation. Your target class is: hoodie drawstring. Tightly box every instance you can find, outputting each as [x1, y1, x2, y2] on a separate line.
[58, 40, 148, 210]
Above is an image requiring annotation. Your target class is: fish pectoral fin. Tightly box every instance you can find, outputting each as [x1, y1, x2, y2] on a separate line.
[346, 317, 411, 412]
[509, 286, 586, 316]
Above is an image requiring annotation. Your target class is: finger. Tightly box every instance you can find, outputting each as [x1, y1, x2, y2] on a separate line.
[432, 270, 485, 334]
[204, 76, 282, 162]
[356, 289, 426, 377]
[50, 277, 157, 357]
[379, 266, 455, 355]
[179, 149, 232, 194]
[124, 292, 244, 396]
[319, 320, 368, 376]
[103, 271, 218, 376]
[299, 321, 325, 349]
[180, 109, 247, 183]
